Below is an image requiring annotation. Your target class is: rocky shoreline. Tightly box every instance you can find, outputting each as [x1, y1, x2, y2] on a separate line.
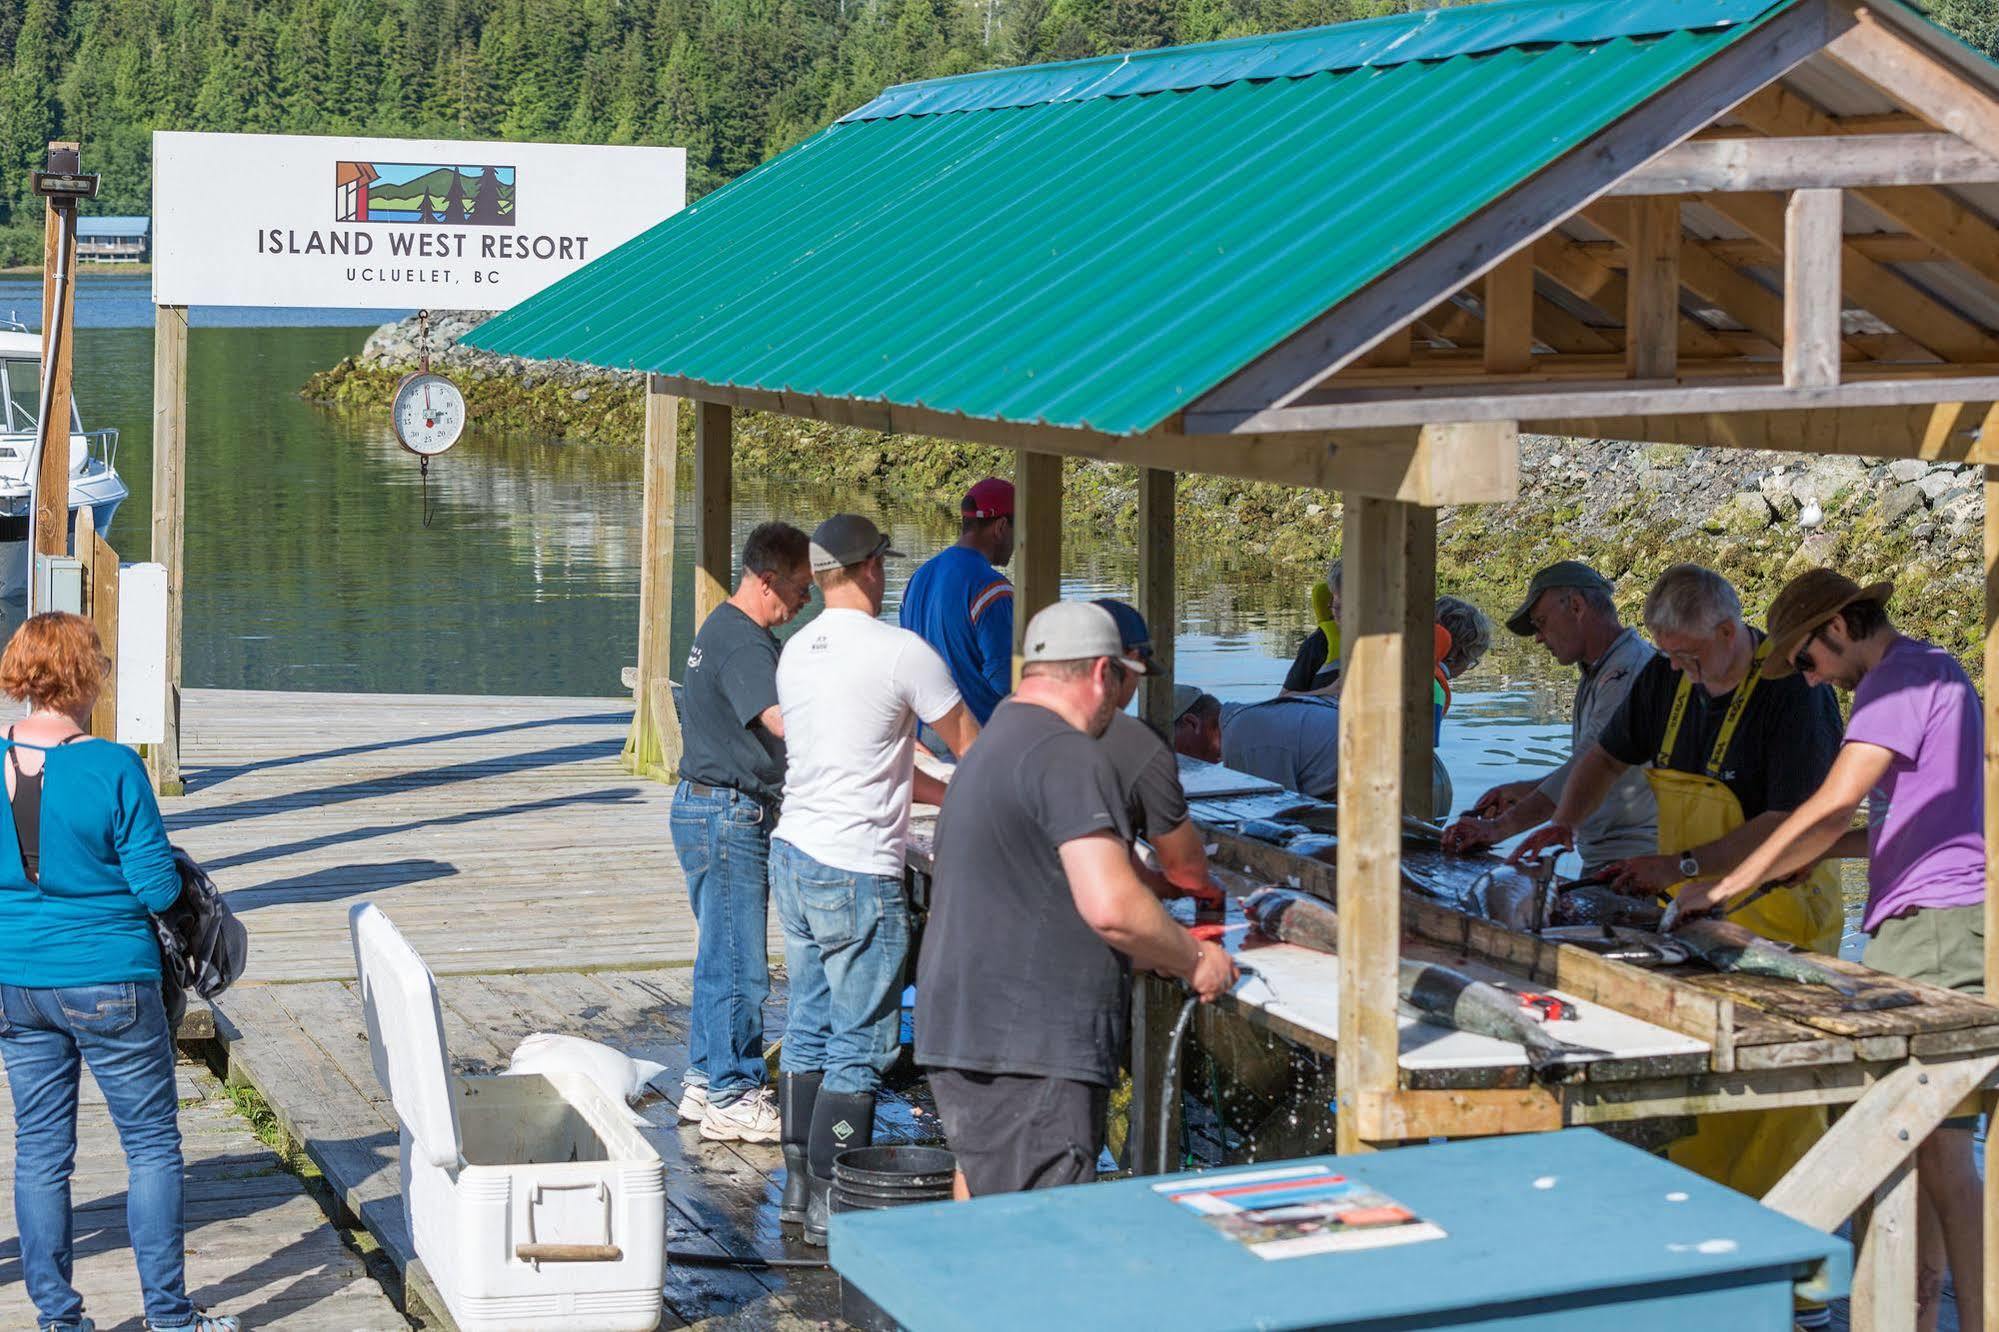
[304, 311, 1988, 672]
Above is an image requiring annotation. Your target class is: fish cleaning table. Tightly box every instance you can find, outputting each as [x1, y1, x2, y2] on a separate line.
[828, 1130, 1849, 1330]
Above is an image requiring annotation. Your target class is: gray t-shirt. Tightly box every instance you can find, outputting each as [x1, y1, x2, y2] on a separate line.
[1099, 711, 1189, 843]
[916, 701, 1133, 1086]
[677, 603, 784, 804]
[1220, 694, 1342, 800]
[1536, 627, 1660, 870]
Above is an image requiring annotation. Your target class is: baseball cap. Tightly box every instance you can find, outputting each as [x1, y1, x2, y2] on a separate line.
[1090, 599, 1162, 676]
[1505, 560, 1615, 637]
[1171, 683, 1207, 723]
[1021, 601, 1150, 674]
[809, 514, 903, 574]
[962, 477, 1014, 520]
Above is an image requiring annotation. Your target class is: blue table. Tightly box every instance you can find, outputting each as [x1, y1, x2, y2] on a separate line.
[830, 1129, 1849, 1331]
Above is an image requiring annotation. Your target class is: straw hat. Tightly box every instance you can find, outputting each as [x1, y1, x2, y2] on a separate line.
[1762, 568, 1894, 678]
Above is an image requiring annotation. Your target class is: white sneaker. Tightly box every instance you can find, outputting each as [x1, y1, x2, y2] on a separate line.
[700, 1088, 780, 1143]
[676, 1083, 708, 1123]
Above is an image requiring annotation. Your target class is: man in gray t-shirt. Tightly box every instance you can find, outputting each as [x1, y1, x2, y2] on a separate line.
[1444, 561, 1658, 872]
[918, 602, 1234, 1198]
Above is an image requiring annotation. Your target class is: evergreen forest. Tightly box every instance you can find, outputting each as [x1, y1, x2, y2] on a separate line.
[3, 0, 1996, 264]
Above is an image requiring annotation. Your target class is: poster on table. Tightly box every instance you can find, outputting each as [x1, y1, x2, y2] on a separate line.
[152, 132, 686, 310]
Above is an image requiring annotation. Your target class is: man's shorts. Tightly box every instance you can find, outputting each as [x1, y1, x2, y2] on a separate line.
[927, 1069, 1108, 1197]
[1866, 903, 1985, 1129]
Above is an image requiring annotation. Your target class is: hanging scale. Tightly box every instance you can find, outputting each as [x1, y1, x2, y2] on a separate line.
[389, 310, 466, 525]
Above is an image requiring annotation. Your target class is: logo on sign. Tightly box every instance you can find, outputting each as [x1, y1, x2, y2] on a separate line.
[334, 161, 516, 227]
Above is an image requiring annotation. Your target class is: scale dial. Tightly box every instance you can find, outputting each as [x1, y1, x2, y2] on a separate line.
[390, 372, 466, 457]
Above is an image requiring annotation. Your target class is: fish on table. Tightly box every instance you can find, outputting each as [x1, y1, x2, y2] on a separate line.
[1671, 917, 1918, 1011]
[1466, 865, 1554, 933]
[1539, 924, 1691, 967]
[1242, 888, 1607, 1079]
[1551, 884, 1666, 930]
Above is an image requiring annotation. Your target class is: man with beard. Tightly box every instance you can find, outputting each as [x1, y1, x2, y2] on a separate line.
[918, 601, 1236, 1198]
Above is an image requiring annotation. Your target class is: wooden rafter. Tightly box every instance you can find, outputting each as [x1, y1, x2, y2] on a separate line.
[1694, 233, 1947, 265]
[1827, 5, 1999, 163]
[1532, 235, 1738, 356]
[1730, 84, 1999, 292]
[1626, 198, 1682, 379]
[1608, 133, 1999, 195]
[1698, 189, 1999, 361]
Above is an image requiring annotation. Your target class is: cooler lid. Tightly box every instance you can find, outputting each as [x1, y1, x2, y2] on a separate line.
[349, 903, 462, 1167]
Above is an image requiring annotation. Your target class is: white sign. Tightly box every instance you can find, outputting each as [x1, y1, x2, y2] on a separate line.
[117, 562, 167, 745]
[152, 132, 685, 310]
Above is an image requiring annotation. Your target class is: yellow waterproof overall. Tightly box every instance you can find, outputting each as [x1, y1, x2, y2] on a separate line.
[1652, 642, 1839, 1213]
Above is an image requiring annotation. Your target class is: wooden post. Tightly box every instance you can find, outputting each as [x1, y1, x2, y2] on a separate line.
[1012, 449, 1062, 681]
[146, 304, 188, 797]
[623, 377, 683, 781]
[1127, 973, 1185, 1175]
[1849, 1157, 1917, 1331]
[1625, 198, 1681, 381]
[1785, 188, 1843, 389]
[73, 504, 118, 738]
[1401, 506, 1437, 820]
[1336, 496, 1409, 1154]
[1137, 467, 1175, 733]
[36, 143, 80, 561]
[1482, 253, 1535, 375]
[693, 401, 733, 627]
[1985, 459, 1999, 1326]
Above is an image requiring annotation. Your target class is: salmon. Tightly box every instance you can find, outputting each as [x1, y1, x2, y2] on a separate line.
[1672, 917, 1917, 1011]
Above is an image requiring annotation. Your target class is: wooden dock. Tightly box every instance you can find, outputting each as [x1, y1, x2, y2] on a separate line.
[171, 688, 920, 1328]
[0, 1058, 402, 1330]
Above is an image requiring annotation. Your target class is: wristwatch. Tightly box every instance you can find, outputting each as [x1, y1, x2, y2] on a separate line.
[1677, 849, 1701, 879]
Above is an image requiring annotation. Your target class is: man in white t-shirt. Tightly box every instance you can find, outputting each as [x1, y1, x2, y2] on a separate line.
[773, 513, 978, 1246]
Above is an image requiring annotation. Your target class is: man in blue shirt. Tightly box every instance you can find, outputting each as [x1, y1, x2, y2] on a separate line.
[1171, 684, 1341, 801]
[899, 477, 1016, 723]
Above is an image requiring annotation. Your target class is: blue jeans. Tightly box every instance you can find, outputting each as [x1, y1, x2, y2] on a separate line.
[669, 782, 772, 1107]
[768, 839, 908, 1096]
[0, 981, 192, 1330]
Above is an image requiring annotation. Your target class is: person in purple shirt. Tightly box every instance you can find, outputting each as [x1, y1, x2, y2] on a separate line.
[898, 477, 1016, 723]
[1678, 568, 1984, 1331]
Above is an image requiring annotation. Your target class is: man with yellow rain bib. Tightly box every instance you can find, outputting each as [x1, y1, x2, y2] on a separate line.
[1509, 564, 1843, 1327]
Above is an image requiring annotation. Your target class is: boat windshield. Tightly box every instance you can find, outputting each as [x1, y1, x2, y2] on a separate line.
[0, 359, 82, 436]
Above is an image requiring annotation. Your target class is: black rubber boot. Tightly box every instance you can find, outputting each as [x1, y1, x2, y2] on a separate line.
[802, 1090, 876, 1247]
[778, 1071, 823, 1227]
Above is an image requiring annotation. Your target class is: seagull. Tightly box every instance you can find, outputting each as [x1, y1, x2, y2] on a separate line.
[1798, 497, 1825, 530]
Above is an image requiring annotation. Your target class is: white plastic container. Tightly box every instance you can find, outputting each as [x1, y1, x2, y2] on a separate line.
[350, 904, 666, 1331]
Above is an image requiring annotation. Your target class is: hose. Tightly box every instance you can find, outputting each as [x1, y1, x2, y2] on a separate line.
[1156, 994, 1199, 1177]
[666, 1247, 831, 1270]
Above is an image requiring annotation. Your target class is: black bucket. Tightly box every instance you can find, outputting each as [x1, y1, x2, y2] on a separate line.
[831, 1145, 956, 1214]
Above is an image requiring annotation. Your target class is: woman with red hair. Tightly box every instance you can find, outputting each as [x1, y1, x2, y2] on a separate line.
[0, 613, 237, 1332]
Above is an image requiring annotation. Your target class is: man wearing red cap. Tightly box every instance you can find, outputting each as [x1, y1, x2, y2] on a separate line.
[899, 477, 1017, 724]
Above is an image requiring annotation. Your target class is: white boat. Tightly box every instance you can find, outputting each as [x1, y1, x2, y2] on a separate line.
[0, 326, 128, 598]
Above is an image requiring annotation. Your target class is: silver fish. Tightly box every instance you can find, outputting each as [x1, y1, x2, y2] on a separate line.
[1539, 924, 1690, 967]
[1468, 865, 1553, 933]
[1552, 885, 1666, 930]
[1244, 888, 1607, 1078]
[1673, 918, 1917, 1011]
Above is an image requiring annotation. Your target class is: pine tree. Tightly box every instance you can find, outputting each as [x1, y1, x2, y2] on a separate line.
[419, 185, 439, 221]
[444, 166, 468, 223]
[2, 0, 65, 225]
[470, 165, 506, 224]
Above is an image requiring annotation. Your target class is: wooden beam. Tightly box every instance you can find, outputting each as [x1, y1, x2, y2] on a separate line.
[1762, 1053, 1999, 1229]
[1012, 449, 1062, 679]
[1357, 1087, 1562, 1140]
[1625, 199, 1681, 380]
[1189, 374, 1999, 435]
[1849, 1158, 1918, 1332]
[1701, 190, 1999, 363]
[1185, 0, 1840, 417]
[1828, 5, 1999, 164]
[1785, 188, 1844, 388]
[625, 378, 683, 782]
[1357, 327, 1411, 368]
[1609, 133, 1999, 195]
[692, 401, 732, 627]
[36, 150, 79, 562]
[1401, 506, 1436, 821]
[1483, 254, 1535, 374]
[1532, 235, 1735, 357]
[146, 304, 188, 797]
[1731, 82, 1999, 293]
[1336, 496, 1409, 1153]
[1698, 233, 1945, 266]
[1137, 467, 1176, 734]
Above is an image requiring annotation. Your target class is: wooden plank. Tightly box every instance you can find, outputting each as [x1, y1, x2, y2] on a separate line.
[1851, 1155, 1918, 1332]
[1483, 252, 1535, 374]
[1401, 505, 1435, 821]
[1625, 198, 1681, 381]
[1762, 1052, 1999, 1231]
[1531, 235, 1735, 357]
[89, 527, 117, 738]
[1785, 187, 1844, 388]
[35, 153, 77, 562]
[1184, 0, 1838, 416]
[693, 400, 732, 627]
[1335, 496, 1408, 1152]
[1608, 133, 1999, 194]
[627, 377, 682, 781]
[1137, 466, 1176, 733]
[1358, 1087, 1561, 1140]
[147, 303, 188, 796]
[1828, 6, 1999, 165]
[1011, 448, 1062, 679]
[1404, 420, 1519, 506]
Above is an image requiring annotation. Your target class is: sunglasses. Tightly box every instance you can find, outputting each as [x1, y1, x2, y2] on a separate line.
[1789, 626, 1830, 676]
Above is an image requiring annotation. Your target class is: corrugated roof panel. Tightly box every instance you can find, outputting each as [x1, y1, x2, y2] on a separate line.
[847, 0, 1784, 119]
[466, 4, 1792, 435]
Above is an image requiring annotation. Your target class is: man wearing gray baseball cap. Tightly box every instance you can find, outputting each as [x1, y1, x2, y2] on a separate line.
[771, 513, 979, 1245]
[918, 600, 1236, 1198]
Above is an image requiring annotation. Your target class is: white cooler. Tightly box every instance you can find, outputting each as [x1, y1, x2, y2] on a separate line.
[350, 904, 666, 1331]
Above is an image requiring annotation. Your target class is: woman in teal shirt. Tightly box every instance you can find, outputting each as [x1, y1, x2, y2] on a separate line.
[0, 613, 237, 1332]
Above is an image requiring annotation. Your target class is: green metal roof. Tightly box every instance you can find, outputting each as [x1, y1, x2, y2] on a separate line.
[465, 0, 1799, 436]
